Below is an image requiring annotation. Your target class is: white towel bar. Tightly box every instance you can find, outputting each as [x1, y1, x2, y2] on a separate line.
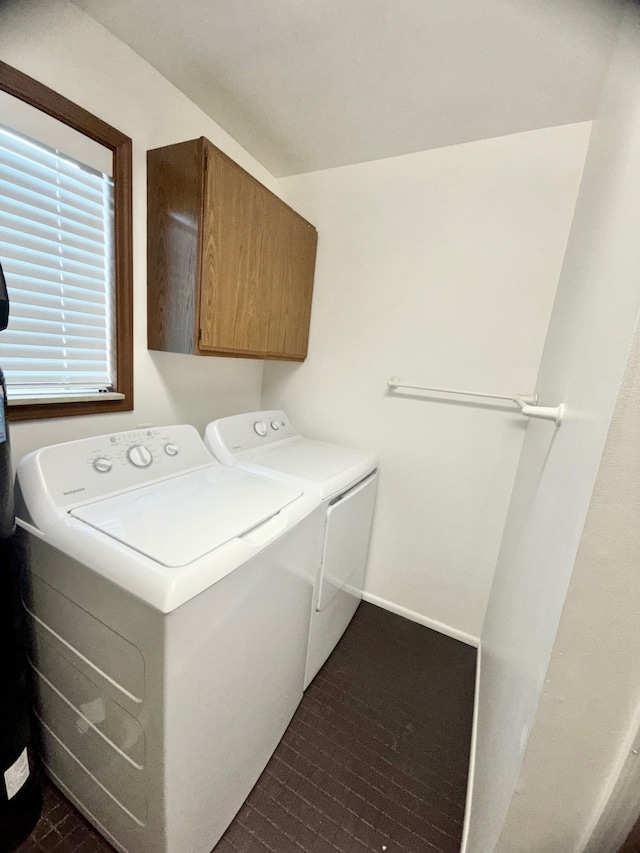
[387, 378, 563, 425]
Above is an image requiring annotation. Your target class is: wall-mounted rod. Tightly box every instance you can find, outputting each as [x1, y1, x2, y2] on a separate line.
[387, 377, 564, 425]
[387, 377, 536, 404]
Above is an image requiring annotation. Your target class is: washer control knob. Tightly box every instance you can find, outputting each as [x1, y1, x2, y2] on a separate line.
[127, 445, 153, 467]
[271, 421, 280, 430]
[253, 421, 268, 437]
[92, 457, 112, 473]
[164, 443, 179, 456]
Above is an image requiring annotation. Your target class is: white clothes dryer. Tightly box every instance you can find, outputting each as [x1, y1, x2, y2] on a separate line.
[14, 425, 322, 853]
[205, 410, 378, 688]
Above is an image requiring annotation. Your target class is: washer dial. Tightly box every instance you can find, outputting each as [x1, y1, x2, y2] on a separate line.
[92, 457, 112, 473]
[164, 443, 179, 456]
[253, 421, 268, 437]
[127, 445, 153, 467]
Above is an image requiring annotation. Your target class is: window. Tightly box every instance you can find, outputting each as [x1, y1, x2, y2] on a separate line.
[0, 61, 133, 421]
[0, 125, 116, 400]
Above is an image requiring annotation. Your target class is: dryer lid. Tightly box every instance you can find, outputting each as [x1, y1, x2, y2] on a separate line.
[251, 439, 371, 482]
[242, 440, 377, 501]
[70, 465, 302, 567]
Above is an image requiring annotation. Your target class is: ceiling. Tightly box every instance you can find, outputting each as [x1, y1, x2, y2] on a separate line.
[71, 0, 621, 177]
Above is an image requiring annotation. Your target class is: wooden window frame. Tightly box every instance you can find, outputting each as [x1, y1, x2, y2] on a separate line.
[0, 61, 133, 422]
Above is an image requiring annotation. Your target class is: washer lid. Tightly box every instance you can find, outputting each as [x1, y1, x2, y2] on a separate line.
[70, 465, 302, 567]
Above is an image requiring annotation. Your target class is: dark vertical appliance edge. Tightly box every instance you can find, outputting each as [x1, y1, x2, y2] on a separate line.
[0, 259, 42, 850]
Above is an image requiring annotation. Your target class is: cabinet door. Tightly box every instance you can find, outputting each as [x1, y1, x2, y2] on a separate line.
[199, 148, 269, 354]
[263, 199, 317, 360]
[199, 144, 317, 359]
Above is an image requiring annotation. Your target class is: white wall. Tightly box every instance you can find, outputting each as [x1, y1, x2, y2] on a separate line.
[494, 315, 640, 852]
[0, 0, 280, 464]
[262, 125, 590, 641]
[468, 5, 640, 851]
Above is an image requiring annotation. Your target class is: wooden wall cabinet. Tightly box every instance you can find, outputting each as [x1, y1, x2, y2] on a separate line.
[147, 137, 317, 361]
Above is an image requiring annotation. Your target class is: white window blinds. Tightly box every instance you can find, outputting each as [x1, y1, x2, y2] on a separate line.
[0, 124, 115, 398]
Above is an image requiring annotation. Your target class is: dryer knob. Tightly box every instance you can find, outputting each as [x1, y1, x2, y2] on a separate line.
[127, 444, 153, 467]
[271, 421, 280, 431]
[253, 421, 268, 437]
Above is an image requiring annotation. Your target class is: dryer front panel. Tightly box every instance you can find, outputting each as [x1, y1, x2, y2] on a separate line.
[317, 472, 377, 612]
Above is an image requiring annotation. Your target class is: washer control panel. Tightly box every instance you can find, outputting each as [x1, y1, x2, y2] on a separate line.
[22, 425, 215, 510]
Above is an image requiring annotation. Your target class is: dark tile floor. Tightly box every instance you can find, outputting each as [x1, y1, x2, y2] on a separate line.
[15, 603, 477, 853]
[620, 812, 640, 853]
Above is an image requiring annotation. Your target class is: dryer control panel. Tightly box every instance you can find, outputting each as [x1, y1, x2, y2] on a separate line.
[205, 410, 298, 465]
[16, 425, 215, 523]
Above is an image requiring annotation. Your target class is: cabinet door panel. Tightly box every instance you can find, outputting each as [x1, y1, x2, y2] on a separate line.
[265, 205, 317, 359]
[199, 150, 269, 353]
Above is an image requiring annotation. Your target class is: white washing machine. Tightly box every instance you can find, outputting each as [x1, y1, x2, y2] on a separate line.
[205, 410, 378, 688]
[14, 425, 322, 853]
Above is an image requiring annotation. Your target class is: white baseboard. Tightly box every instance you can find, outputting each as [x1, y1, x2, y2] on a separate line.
[360, 591, 480, 647]
[460, 645, 481, 853]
